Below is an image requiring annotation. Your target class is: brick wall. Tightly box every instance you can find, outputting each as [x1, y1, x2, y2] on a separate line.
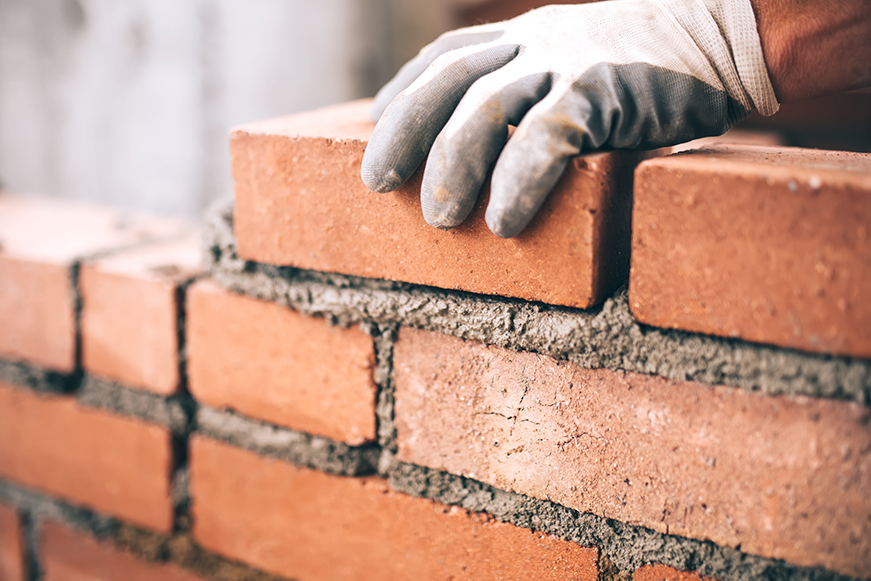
[0, 99, 868, 581]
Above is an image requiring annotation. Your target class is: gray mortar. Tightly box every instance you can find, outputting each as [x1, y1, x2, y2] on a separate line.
[196, 406, 379, 476]
[78, 375, 189, 433]
[0, 480, 116, 539]
[0, 358, 77, 394]
[372, 324, 399, 455]
[386, 461, 860, 581]
[204, 198, 871, 404]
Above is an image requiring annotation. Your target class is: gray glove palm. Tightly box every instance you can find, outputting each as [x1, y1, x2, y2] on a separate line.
[361, 0, 778, 237]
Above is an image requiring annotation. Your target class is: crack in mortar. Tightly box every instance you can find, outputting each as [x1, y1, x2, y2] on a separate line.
[385, 461, 862, 581]
[0, 358, 77, 394]
[204, 198, 871, 405]
[196, 407, 380, 477]
[0, 480, 285, 581]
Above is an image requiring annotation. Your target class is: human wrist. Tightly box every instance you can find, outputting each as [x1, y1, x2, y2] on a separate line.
[749, 0, 871, 102]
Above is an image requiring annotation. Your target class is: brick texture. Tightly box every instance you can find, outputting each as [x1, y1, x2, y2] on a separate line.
[190, 436, 598, 581]
[0, 381, 174, 532]
[231, 99, 640, 309]
[41, 521, 202, 581]
[392, 327, 871, 578]
[187, 281, 377, 445]
[631, 145, 871, 358]
[81, 233, 201, 395]
[0, 193, 188, 372]
[0, 503, 24, 581]
[633, 564, 716, 581]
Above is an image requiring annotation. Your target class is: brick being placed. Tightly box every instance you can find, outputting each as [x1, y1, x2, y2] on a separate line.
[230, 99, 641, 309]
[189, 436, 599, 581]
[41, 521, 202, 581]
[0, 503, 24, 581]
[631, 145, 871, 358]
[80, 232, 201, 395]
[392, 327, 871, 579]
[187, 280, 378, 446]
[0, 193, 189, 373]
[0, 381, 174, 532]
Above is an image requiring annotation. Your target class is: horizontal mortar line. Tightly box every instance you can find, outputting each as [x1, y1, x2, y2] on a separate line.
[0, 478, 287, 581]
[248, 259, 871, 371]
[0, 357, 79, 395]
[77, 375, 190, 434]
[0, 479, 116, 539]
[205, 199, 870, 406]
[208, 261, 871, 406]
[195, 406, 381, 477]
[387, 460, 862, 581]
[0, 364, 191, 433]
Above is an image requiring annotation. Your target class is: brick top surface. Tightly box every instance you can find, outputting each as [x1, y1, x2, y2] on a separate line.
[83, 231, 202, 281]
[234, 99, 375, 142]
[0, 193, 191, 264]
[645, 145, 871, 179]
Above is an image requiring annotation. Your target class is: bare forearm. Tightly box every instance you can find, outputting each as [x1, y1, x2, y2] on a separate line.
[750, 0, 871, 102]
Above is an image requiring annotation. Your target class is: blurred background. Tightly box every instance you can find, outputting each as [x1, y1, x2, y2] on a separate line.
[1, 0, 868, 219]
[0, 0, 459, 217]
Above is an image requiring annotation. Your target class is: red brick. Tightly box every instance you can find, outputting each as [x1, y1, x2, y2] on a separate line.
[231, 99, 640, 309]
[187, 281, 377, 445]
[0, 193, 189, 372]
[0, 503, 24, 581]
[0, 381, 174, 532]
[190, 436, 597, 581]
[633, 564, 716, 581]
[630, 145, 871, 357]
[392, 327, 871, 578]
[0, 258, 75, 372]
[81, 233, 201, 395]
[41, 521, 202, 581]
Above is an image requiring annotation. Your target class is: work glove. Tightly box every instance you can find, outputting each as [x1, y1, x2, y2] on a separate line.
[361, 0, 779, 238]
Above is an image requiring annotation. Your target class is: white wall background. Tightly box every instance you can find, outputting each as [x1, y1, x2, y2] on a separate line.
[0, 0, 452, 217]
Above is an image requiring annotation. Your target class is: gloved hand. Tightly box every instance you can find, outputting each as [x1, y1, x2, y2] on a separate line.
[361, 0, 778, 238]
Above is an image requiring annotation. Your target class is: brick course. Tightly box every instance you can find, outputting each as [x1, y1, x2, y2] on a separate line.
[0, 193, 189, 372]
[190, 436, 599, 581]
[631, 145, 871, 358]
[392, 327, 871, 578]
[230, 99, 639, 309]
[0, 503, 24, 581]
[187, 280, 377, 445]
[41, 521, 202, 581]
[81, 233, 201, 395]
[0, 381, 174, 532]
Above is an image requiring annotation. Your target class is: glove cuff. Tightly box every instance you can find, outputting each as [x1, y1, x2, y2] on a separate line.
[703, 0, 779, 116]
[662, 0, 779, 116]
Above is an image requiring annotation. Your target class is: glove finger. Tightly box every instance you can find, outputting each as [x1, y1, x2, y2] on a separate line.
[486, 84, 594, 238]
[361, 42, 519, 193]
[371, 24, 506, 121]
[421, 63, 552, 229]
